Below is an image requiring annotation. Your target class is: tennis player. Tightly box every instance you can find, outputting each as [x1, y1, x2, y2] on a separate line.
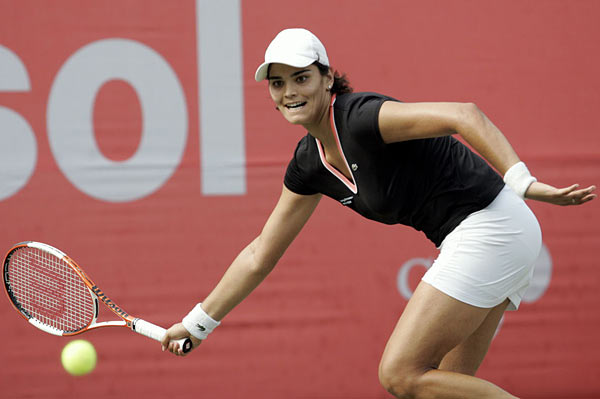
[162, 28, 596, 398]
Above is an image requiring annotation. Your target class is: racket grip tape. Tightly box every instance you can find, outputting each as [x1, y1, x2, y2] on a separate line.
[132, 318, 192, 353]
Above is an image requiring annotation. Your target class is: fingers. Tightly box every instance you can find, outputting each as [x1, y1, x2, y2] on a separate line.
[161, 323, 198, 357]
[570, 185, 596, 205]
[525, 181, 595, 206]
[165, 337, 202, 356]
[160, 330, 172, 351]
[578, 185, 597, 204]
[160, 324, 179, 350]
[166, 341, 186, 356]
[557, 184, 580, 196]
[561, 184, 596, 206]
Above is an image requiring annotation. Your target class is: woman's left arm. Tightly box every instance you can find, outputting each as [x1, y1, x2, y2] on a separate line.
[378, 101, 596, 205]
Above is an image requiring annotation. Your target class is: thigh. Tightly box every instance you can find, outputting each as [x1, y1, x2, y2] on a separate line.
[380, 281, 496, 374]
[439, 299, 509, 375]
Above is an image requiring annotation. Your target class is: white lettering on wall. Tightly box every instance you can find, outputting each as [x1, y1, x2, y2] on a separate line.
[197, 0, 246, 195]
[47, 39, 188, 202]
[0, 45, 37, 201]
[2, 6, 248, 203]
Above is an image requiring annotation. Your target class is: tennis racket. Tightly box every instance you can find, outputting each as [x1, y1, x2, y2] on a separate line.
[3, 241, 192, 353]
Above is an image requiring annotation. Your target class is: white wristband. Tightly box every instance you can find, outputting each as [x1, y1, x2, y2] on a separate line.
[182, 303, 221, 340]
[503, 161, 537, 199]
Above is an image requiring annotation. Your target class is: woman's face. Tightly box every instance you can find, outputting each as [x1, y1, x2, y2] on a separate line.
[267, 63, 333, 127]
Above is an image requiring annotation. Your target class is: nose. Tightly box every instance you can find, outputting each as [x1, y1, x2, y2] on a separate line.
[284, 82, 297, 98]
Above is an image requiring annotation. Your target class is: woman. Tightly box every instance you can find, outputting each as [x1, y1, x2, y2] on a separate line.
[162, 28, 596, 398]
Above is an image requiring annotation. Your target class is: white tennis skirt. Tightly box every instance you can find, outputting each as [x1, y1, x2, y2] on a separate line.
[422, 185, 542, 311]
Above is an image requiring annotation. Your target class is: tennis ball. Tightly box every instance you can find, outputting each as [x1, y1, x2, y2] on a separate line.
[61, 339, 97, 376]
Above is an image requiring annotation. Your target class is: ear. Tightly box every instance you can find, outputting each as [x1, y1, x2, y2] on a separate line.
[325, 68, 334, 90]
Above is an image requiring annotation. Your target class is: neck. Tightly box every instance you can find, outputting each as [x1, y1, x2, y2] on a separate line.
[304, 94, 335, 145]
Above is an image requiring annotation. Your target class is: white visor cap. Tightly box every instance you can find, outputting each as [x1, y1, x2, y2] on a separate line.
[255, 28, 329, 82]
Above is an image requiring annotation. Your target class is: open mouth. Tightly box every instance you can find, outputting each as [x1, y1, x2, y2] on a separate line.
[285, 101, 307, 110]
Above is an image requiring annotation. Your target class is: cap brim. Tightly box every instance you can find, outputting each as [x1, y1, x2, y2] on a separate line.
[254, 62, 270, 82]
[254, 55, 318, 82]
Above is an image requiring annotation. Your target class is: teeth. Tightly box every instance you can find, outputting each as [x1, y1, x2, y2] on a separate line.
[286, 102, 306, 109]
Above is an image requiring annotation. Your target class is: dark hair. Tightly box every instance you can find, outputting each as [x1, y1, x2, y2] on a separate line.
[314, 62, 353, 95]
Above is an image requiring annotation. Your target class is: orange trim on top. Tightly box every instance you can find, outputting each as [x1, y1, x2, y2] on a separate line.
[314, 95, 358, 194]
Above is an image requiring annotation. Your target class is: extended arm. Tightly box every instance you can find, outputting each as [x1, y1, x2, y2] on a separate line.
[201, 187, 321, 320]
[378, 101, 596, 205]
[161, 186, 321, 355]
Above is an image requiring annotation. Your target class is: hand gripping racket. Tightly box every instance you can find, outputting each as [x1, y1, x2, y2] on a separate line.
[3, 241, 191, 353]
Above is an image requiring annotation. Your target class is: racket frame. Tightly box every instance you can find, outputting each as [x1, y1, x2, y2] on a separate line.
[3, 241, 191, 352]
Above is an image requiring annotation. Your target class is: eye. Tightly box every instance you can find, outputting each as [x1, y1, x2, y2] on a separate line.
[270, 80, 283, 89]
[296, 75, 308, 84]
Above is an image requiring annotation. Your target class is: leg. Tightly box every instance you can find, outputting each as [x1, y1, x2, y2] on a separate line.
[378, 282, 518, 399]
[439, 299, 508, 376]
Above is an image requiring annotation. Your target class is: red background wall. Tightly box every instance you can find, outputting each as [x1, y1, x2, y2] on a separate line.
[1, 1, 598, 398]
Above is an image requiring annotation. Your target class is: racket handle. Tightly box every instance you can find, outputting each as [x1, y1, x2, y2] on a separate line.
[132, 318, 193, 353]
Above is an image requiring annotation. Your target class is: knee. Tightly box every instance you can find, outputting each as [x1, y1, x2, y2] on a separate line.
[378, 359, 420, 399]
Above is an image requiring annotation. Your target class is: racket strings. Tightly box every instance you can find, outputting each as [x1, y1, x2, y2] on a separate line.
[7, 248, 95, 333]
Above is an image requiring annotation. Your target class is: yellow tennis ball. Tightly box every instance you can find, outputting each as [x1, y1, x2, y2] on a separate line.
[61, 339, 97, 376]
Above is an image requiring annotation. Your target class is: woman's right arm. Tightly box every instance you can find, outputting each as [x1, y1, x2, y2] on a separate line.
[202, 186, 321, 320]
[162, 186, 321, 354]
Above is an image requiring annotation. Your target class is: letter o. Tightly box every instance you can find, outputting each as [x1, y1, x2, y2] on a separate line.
[47, 39, 188, 202]
[397, 257, 433, 300]
[523, 244, 553, 303]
